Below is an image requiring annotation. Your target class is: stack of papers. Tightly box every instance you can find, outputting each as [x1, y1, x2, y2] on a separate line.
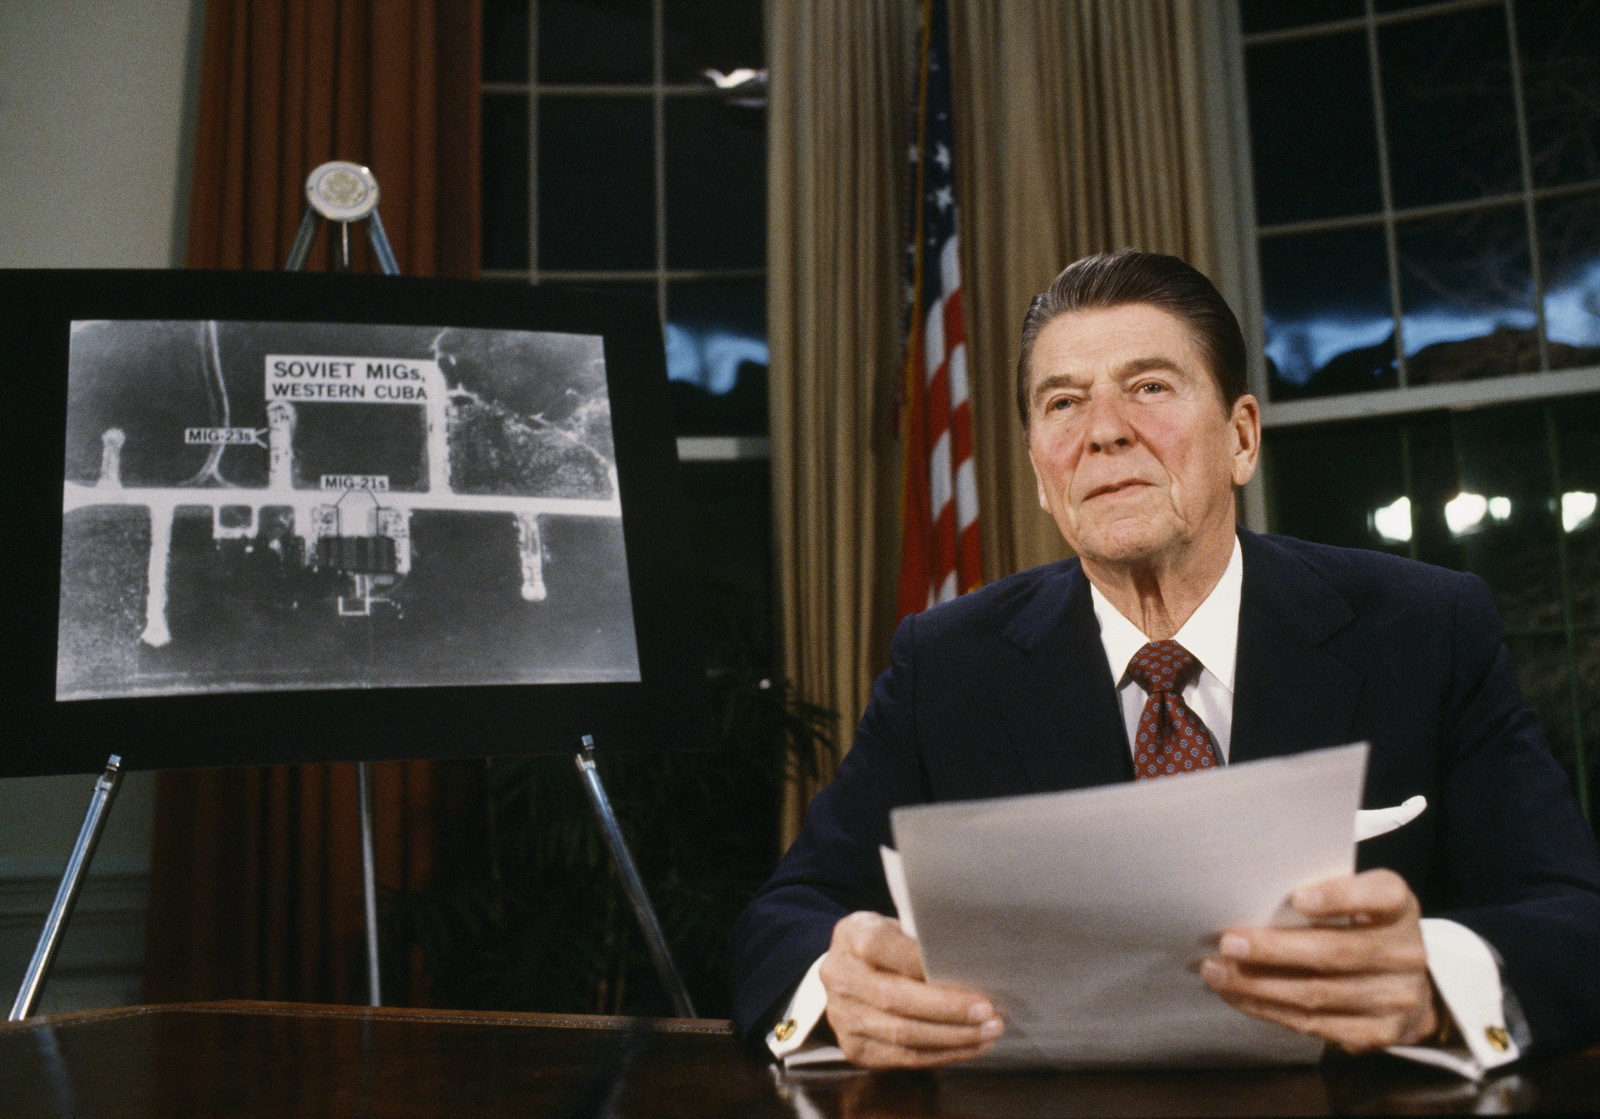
[884, 742, 1371, 1069]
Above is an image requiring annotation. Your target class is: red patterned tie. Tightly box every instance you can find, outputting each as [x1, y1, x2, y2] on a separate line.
[1126, 640, 1220, 780]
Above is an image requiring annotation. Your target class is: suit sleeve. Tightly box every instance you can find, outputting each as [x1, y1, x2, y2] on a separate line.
[726, 615, 931, 1050]
[1433, 573, 1600, 1055]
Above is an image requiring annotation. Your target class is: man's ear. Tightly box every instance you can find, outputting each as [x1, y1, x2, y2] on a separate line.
[1230, 394, 1262, 487]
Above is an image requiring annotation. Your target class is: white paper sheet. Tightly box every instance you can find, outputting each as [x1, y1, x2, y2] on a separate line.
[886, 742, 1370, 1069]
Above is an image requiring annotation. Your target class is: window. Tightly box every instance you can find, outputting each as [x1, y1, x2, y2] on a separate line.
[1240, 0, 1600, 418]
[1235, 0, 1599, 824]
[480, 0, 772, 669]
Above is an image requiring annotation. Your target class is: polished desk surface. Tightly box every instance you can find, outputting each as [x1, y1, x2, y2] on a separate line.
[3, 1001, 1597, 1117]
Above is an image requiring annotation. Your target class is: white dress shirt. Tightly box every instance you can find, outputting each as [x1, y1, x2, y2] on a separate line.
[1090, 538, 1243, 764]
[769, 539, 1521, 1079]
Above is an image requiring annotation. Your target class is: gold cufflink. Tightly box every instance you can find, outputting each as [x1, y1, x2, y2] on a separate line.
[1485, 1026, 1510, 1052]
[774, 1019, 796, 1042]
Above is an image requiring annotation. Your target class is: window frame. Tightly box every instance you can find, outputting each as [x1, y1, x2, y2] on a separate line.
[1214, 0, 1600, 434]
[479, 0, 771, 463]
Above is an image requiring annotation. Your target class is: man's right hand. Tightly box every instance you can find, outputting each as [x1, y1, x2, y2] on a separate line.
[820, 911, 1004, 1068]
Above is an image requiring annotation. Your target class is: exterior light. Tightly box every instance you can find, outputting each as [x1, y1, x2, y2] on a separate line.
[1444, 493, 1488, 537]
[1563, 491, 1597, 533]
[1487, 497, 1512, 522]
[1372, 496, 1412, 544]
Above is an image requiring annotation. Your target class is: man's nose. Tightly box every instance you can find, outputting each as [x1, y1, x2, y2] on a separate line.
[1084, 391, 1134, 452]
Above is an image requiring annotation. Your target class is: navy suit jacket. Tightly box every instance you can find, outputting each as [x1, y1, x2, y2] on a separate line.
[729, 531, 1600, 1054]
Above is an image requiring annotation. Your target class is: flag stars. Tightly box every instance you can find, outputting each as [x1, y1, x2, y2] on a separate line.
[935, 142, 952, 171]
[934, 185, 954, 212]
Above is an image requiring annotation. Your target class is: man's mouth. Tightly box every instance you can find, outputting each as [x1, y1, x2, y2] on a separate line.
[1084, 480, 1150, 501]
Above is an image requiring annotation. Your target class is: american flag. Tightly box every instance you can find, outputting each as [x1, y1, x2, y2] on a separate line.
[898, 0, 981, 619]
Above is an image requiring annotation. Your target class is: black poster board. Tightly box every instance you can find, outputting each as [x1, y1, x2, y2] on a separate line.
[0, 269, 711, 776]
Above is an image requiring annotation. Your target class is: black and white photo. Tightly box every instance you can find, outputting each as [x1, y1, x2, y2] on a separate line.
[57, 319, 641, 700]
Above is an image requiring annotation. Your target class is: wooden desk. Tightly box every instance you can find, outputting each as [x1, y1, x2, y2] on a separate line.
[3, 1001, 1596, 1116]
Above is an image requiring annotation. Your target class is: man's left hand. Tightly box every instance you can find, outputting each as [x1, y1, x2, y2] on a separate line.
[1200, 868, 1439, 1053]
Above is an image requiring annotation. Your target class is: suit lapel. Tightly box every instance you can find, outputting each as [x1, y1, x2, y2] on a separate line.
[992, 563, 1134, 792]
[1230, 532, 1365, 764]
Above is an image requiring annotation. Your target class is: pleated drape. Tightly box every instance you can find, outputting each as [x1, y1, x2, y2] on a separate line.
[768, 0, 1220, 842]
[184, 0, 478, 277]
[949, 0, 1218, 576]
[767, 0, 914, 843]
[144, 0, 481, 1006]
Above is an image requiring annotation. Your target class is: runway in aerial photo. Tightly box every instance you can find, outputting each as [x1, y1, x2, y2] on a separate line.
[57, 319, 641, 700]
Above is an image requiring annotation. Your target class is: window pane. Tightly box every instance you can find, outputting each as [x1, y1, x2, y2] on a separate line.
[679, 460, 773, 669]
[667, 279, 767, 436]
[1246, 32, 1382, 225]
[1539, 189, 1600, 365]
[1555, 395, 1600, 626]
[665, 97, 766, 269]
[1264, 419, 1408, 555]
[663, 0, 763, 83]
[1516, 0, 1600, 189]
[482, 93, 530, 270]
[537, 96, 655, 270]
[1240, 0, 1362, 35]
[1380, 8, 1522, 210]
[550, 279, 658, 321]
[1395, 204, 1537, 382]
[1435, 405, 1562, 632]
[538, 0, 652, 84]
[1260, 226, 1395, 400]
[483, 0, 530, 82]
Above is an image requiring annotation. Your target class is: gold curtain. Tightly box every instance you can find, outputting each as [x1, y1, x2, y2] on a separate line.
[768, 0, 1220, 844]
[767, 0, 914, 843]
[949, 0, 1218, 577]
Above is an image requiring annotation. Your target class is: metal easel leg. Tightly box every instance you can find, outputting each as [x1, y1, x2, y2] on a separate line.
[284, 209, 321, 271]
[357, 760, 382, 1007]
[9, 757, 125, 1021]
[574, 736, 697, 1018]
[283, 178, 392, 1007]
[366, 210, 401, 276]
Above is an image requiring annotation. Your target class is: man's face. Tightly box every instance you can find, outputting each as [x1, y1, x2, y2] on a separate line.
[1024, 303, 1260, 573]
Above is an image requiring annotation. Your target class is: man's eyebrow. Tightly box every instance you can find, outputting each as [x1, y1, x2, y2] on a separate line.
[1029, 371, 1081, 402]
[1030, 355, 1192, 404]
[1119, 356, 1185, 377]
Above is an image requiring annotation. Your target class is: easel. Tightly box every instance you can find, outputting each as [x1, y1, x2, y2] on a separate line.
[10, 163, 695, 1021]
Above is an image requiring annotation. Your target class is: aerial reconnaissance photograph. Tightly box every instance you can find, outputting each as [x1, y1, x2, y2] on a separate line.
[56, 319, 641, 700]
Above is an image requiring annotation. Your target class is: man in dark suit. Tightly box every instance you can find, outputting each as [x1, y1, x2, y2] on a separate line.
[729, 251, 1600, 1072]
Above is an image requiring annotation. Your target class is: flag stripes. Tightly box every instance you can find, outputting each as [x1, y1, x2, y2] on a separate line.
[898, 0, 981, 619]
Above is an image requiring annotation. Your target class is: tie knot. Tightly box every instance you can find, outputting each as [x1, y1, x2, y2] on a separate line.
[1126, 640, 1201, 695]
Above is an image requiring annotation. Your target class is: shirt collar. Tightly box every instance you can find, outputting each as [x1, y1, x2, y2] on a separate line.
[1089, 537, 1243, 693]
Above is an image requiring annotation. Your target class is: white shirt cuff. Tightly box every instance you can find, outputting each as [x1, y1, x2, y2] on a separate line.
[1386, 918, 1521, 1081]
[765, 955, 842, 1063]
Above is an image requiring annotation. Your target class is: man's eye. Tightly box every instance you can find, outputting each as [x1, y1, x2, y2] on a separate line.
[1135, 381, 1168, 395]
